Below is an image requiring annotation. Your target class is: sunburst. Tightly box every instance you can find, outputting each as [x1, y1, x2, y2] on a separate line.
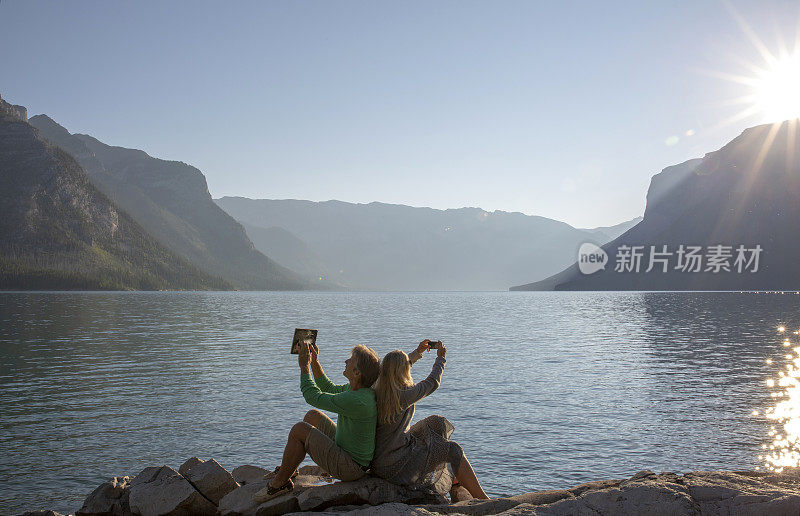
[704, 3, 800, 127]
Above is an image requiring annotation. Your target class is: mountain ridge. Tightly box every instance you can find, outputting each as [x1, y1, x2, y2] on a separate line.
[0, 96, 230, 290]
[29, 114, 324, 291]
[215, 196, 641, 290]
[511, 120, 800, 291]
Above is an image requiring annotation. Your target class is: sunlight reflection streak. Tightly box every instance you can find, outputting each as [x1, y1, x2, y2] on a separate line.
[760, 327, 800, 472]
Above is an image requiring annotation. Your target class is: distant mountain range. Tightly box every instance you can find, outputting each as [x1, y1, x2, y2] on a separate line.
[578, 218, 644, 243]
[27, 113, 322, 290]
[214, 197, 641, 290]
[512, 120, 800, 290]
[15, 90, 788, 292]
[0, 95, 227, 290]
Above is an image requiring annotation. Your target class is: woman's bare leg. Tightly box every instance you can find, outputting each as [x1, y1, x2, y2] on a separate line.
[454, 453, 489, 499]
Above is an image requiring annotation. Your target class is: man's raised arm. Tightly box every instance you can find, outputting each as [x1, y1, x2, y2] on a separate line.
[309, 342, 349, 393]
[298, 342, 339, 412]
[300, 376, 368, 417]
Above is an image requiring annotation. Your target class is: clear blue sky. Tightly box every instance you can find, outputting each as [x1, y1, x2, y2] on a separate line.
[2, 0, 798, 227]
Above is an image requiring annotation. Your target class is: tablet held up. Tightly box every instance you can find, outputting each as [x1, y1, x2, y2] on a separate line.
[291, 328, 318, 354]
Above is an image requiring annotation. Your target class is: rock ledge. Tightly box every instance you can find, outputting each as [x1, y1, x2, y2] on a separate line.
[21, 462, 800, 516]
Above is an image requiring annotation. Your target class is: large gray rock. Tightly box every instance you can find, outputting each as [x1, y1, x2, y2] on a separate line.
[218, 479, 273, 516]
[219, 474, 335, 516]
[177, 457, 203, 475]
[678, 470, 800, 516]
[232, 465, 271, 486]
[298, 465, 333, 478]
[298, 469, 800, 515]
[287, 503, 436, 515]
[407, 497, 537, 515]
[449, 485, 473, 503]
[49, 465, 800, 516]
[178, 457, 239, 505]
[536, 482, 699, 515]
[218, 473, 441, 515]
[128, 465, 216, 516]
[296, 476, 447, 511]
[76, 476, 132, 516]
[417, 489, 575, 516]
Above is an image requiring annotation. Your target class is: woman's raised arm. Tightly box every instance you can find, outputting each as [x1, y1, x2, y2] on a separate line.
[408, 339, 432, 366]
[399, 343, 446, 407]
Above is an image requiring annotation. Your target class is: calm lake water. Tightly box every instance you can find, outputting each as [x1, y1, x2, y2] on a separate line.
[0, 291, 797, 513]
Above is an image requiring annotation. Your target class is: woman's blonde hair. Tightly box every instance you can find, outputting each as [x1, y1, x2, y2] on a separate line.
[375, 350, 414, 425]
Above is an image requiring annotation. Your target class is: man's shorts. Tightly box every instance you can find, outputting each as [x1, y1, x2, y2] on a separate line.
[305, 415, 368, 482]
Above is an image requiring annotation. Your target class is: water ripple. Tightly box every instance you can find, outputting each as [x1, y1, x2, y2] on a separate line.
[0, 291, 793, 513]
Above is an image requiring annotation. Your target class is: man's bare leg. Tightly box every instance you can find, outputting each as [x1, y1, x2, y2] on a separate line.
[304, 409, 328, 428]
[455, 453, 489, 499]
[271, 421, 312, 488]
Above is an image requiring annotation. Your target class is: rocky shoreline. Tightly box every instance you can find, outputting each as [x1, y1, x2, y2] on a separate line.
[15, 458, 800, 516]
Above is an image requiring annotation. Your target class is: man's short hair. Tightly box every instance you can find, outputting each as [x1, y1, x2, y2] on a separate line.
[352, 345, 380, 388]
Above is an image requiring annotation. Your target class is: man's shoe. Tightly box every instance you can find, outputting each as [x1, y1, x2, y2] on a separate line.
[253, 478, 294, 503]
[263, 466, 299, 480]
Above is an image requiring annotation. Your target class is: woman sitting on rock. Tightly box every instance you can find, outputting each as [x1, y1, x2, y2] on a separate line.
[371, 339, 489, 499]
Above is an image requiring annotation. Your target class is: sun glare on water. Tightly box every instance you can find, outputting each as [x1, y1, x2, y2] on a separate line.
[757, 328, 800, 472]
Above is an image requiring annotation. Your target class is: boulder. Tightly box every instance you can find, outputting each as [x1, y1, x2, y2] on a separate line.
[449, 485, 473, 503]
[296, 476, 447, 511]
[178, 457, 239, 505]
[286, 502, 437, 515]
[36, 465, 800, 516]
[509, 489, 573, 506]
[76, 476, 132, 516]
[232, 465, 271, 486]
[678, 470, 800, 516]
[219, 474, 441, 515]
[293, 469, 800, 515]
[412, 497, 528, 515]
[535, 483, 700, 515]
[177, 457, 203, 476]
[217, 479, 299, 516]
[218, 474, 336, 516]
[256, 464, 332, 483]
[298, 465, 333, 478]
[218, 479, 264, 516]
[401, 492, 569, 516]
[128, 465, 216, 516]
[565, 478, 623, 497]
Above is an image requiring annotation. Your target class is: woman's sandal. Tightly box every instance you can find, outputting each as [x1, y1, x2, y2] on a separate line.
[253, 478, 294, 503]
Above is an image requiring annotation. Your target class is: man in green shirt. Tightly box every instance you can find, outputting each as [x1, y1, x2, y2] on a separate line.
[254, 341, 380, 502]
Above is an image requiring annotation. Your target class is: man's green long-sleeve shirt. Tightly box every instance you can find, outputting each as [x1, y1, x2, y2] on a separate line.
[300, 372, 377, 466]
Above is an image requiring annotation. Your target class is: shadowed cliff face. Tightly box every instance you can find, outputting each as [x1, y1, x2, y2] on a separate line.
[29, 115, 319, 290]
[513, 120, 800, 291]
[0, 98, 229, 290]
